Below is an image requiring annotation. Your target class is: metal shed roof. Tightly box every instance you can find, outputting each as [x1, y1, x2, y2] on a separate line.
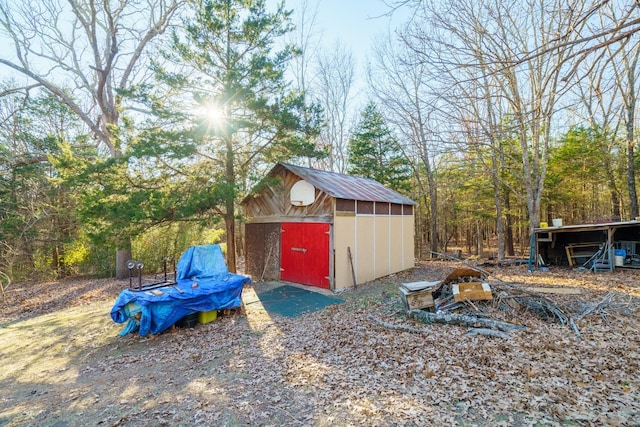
[246, 162, 416, 205]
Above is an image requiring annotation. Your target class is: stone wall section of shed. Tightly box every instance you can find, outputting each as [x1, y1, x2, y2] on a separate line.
[244, 223, 281, 281]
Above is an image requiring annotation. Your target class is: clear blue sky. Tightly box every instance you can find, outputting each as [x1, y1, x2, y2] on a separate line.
[286, 0, 410, 104]
[310, 0, 404, 56]
[0, 0, 410, 91]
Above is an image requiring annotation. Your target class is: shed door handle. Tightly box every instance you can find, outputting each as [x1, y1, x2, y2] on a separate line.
[291, 247, 307, 253]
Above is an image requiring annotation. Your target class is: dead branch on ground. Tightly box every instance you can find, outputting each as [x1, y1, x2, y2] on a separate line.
[407, 309, 526, 332]
[368, 315, 428, 334]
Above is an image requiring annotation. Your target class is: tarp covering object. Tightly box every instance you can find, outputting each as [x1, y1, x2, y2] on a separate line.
[111, 244, 249, 336]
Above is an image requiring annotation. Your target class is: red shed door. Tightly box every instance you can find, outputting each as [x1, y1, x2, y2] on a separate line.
[280, 222, 330, 289]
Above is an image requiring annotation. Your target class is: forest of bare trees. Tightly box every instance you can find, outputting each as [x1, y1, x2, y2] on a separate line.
[1, 0, 640, 282]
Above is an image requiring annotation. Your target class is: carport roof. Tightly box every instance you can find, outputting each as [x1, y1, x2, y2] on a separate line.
[244, 162, 416, 206]
[533, 220, 640, 234]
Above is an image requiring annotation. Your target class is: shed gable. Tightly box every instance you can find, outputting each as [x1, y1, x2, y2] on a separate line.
[244, 168, 333, 221]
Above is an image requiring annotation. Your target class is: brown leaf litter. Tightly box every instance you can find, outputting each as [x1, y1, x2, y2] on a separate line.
[0, 261, 639, 426]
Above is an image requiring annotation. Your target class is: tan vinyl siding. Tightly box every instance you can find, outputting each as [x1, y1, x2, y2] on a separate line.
[334, 216, 356, 290]
[356, 216, 376, 283]
[375, 216, 390, 278]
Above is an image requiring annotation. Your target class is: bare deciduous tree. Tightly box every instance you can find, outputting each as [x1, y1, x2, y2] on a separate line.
[0, 0, 183, 277]
[369, 35, 440, 257]
[288, 0, 322, 98]
[574, 48, 624, 219]
[604, 27, 640, 218]
[315, 41, 356, 173]
[390, 0, 640, 68]
[404, 0, 588, 240]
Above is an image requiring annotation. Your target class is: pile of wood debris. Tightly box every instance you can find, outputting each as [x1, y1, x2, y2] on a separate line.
[388, 266, 634, 340]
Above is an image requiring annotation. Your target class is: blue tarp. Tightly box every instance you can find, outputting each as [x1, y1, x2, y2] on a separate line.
[110, 244, 249, 336]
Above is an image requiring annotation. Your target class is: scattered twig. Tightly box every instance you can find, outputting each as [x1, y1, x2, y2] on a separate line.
[569, 317, 582, 339]
[464, 300, 480, 312]
[575, 292, 614, 321]
[518, 297, 570, 325]
[368, 315, 428, 334]
[274, 405, 304, 425]
[466, 328, 511, 340]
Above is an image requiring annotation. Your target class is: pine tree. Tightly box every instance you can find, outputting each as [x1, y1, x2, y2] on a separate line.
[137, 0, 322, 271]
[347, 102, 411, 193]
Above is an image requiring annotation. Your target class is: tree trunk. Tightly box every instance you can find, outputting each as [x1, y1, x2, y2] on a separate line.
[225, 214, 237, 273]
[52, 247, 59, 278]
[603, 147, 621, 219]
[625, 48, 639, 219]
[116, 245, 132, 280]
[627, 137, 638, 219]
[504, 191, 515, 256]
[476, 221, 483, 256]
[427, 169, 438, 258]
[225, 135, 237, 273]
[492, 165, 505, 260]
[54, 244, 68, 278]
[418, 205, 424, 259]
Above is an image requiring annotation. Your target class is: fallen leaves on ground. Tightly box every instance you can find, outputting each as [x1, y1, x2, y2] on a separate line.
[0, 262, 639, 426]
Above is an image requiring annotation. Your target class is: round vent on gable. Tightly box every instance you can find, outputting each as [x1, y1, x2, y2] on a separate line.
[290, 180, 315, 206]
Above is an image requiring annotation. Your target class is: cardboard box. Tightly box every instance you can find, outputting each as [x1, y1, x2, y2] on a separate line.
[452, 282, 492, 302]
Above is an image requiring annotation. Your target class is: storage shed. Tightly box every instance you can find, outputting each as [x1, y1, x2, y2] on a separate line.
[242, 163, 416, 290]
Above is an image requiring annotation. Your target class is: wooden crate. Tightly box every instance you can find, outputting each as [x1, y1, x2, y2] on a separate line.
[399, 286, 435, 310]
[452, 282, 492, 302]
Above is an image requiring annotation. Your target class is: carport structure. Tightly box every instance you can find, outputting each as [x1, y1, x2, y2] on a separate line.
[533, 220, 640, 270]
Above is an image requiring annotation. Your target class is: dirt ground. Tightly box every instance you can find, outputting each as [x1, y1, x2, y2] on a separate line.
[1, 261, 639, 426]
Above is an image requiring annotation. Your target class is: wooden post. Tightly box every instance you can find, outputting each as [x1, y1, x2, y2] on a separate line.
[347, 246, 357, 288]
[608, 227, 614, 271]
